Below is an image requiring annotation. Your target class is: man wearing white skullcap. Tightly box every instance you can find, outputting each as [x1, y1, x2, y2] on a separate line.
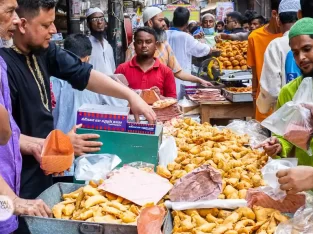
[85, 7, 126, 107]
[257, 0, 300, 114]
[126, 7, 212, 93]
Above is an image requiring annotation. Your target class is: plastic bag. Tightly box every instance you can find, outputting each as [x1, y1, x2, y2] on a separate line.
[126, 161, 155, 172]
[137, 206, 166, 234]
[178, 97, 198, 108]
[225, 120, 269, 147]
[259, 158, 298, 201]
[74, 154, 121, 181]
[158, 136, 177, 167]
[262, 77, 313, 155]
[275, 207, 313, 234]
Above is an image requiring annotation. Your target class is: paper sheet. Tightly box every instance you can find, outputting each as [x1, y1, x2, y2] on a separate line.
[99, 167, 173, 206]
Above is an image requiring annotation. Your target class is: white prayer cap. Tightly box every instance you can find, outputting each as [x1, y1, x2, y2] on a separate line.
[201, 13, 215, 21]
[188, 20, 197, 26]
[143, 7, 162, 24]
[278, 0, 301, 14]
[86, 7, 104, 18]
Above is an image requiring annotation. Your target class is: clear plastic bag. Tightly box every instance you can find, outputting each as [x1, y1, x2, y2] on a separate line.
[74, 154, 121, 181]
[275, 207, 313, 234]
[259, 158, 297, 201]
[126, 161, 155, 173]
[262, 77, 313, 155]
[225, 120, 269, 147]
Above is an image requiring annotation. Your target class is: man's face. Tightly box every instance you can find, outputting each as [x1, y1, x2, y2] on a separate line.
[150, 13, 166, 31]
[134, 31, 156, 59]
[0, 0, 19, 40]
[250, 19, 262, 31]
[226, 16, 236, 30]
[21, 7, 57, 51]
[202, 16, 214, 28]
[290, 35, 313, 77]
[89, 12, 106, 32]
[243, 23, 250, 32]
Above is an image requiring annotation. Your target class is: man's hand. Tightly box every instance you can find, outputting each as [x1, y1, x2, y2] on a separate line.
[214, 34, 222, 42]
[14, 197, 52, 217]
[194, 31, 204, 39]
[20, 140, 43, 163]
[277, 166, 313, 194]
[150, 86, 161, 97]
[197, 78, 212, 87]
[254, 137, 282, 157]
[67, 124, 102, 156]
[128, 95, 156, 124]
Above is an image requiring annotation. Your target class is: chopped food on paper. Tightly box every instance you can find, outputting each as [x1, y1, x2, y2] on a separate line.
[52, 180, 165, 225]
[171, 206, 289, 234]
[40, 129, 74, 175]
[169, 164, 222, 202]
[152, 99, 177, 109]
[140, 89, 160, 105]
[157, 118, 269, 200]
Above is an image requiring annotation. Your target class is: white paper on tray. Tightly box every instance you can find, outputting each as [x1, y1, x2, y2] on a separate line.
[99, 167, 173, 206]
[259, 158, 298, 201]
[165, 199, 247, 210]
[158, 136, 177, 167]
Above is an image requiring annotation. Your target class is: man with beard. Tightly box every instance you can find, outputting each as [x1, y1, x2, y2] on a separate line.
[256, 18, 313, 194]
[115, 27, 176, 98]
[126, 7, 211, 88]
[0, 0, 156, 232]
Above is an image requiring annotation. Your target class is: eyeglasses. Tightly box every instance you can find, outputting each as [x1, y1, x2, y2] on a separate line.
[90, 17, 105, 23]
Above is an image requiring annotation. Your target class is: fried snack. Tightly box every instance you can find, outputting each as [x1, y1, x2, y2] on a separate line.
[85, 195, 108, 208]
[172, 207, 288, 234]
[160, 118, 268, 200]
[52, 181, 149, 225]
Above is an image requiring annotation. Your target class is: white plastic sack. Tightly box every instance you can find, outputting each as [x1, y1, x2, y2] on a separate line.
[158, 136, 177, 167]
[164, 199, 247, 211]
[259, 158, 298, 201]
[74, 154, 121, 181]
[262, 77, 313, 155]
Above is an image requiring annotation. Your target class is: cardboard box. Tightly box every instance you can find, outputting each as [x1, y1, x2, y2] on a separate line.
[76, 125, 163, 167]
[127, 122, 156, 134]
[77, 104, 129, 132]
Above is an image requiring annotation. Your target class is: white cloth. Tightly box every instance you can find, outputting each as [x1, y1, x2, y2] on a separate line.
[86, 7, 104, 18]
[143, 7, 162, 23]
[166, 30, 211, 99]
[257, 31, 291, 114]
[89, 35, 127, 107]
[278, 0, 300, 14]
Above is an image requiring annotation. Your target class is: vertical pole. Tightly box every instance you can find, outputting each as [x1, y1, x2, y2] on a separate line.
[68, 0, 82, 34]
[107, 0, 125, 66]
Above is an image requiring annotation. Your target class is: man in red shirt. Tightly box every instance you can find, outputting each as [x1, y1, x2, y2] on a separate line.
[115, 27, 177, 98]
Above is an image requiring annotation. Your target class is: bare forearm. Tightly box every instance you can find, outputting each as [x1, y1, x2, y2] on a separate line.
[87, 70, 135, 102]
[20, 134, 44, 145]
[0, 105, 11, 145]
[175, 71, 200, 83]
[0, 175, 17, 201]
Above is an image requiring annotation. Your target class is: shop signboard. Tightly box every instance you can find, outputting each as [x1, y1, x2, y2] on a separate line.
[216, 1, 234, 21]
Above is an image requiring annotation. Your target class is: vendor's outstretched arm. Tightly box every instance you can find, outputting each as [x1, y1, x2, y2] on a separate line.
[175, 70, 212, 87]
[86, 70, 156, 123]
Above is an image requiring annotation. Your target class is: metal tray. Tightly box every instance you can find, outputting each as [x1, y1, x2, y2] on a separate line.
[220, 71, 252, 81]
[222, 89, 253, 103]
[22, 183, 138, 234]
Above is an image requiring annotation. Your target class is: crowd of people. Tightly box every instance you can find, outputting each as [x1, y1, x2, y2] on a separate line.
[0, 0, 313, 233]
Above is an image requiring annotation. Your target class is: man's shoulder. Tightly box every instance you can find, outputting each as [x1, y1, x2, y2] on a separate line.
[157, 59, 173, 73]
[279, 76, 302, 97]
[248, 26, 265, 40]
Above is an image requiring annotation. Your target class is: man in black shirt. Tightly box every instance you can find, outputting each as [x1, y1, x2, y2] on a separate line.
[225, 11, 246, 34]
[0, 0, 156, 232]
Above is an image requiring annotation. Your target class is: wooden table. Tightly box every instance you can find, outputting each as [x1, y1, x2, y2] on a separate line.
[200, 100, 254, 124]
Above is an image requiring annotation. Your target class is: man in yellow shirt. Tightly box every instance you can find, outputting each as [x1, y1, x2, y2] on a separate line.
[247, 0, 282, 122]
